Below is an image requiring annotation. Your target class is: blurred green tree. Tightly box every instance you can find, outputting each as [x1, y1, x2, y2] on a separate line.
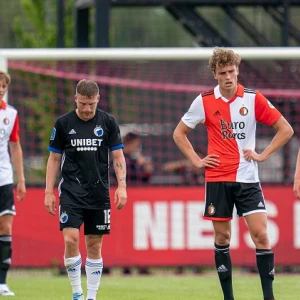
[13, 0, 74, 48]
[11, 0, 75, 184]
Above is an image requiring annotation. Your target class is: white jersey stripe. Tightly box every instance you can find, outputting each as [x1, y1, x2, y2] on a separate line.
[0, 105, 18, 187]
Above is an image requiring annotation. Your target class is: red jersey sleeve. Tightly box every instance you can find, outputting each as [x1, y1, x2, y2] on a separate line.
[10, 114, 20, 142]
[255, 92, 281, 126]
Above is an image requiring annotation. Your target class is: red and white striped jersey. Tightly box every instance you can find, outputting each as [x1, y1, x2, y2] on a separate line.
[0, 100, 19, 187]
[182, 84, 281, 183]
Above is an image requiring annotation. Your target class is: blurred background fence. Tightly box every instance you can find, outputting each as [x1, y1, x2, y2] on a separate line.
[1, 0, 300, 269]
[4, 52, 300, 187]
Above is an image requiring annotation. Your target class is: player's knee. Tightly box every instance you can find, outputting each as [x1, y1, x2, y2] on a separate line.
[86, 243, 102, 258]
[252, 231, 269, 247]
[64, 235, 79, 250]
[215, 232, 231, 245]
[0, 222, 12, 235]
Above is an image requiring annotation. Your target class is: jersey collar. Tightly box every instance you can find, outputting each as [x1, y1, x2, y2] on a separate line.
[214, 84, 244, 102]
[0, 100, 6, 110]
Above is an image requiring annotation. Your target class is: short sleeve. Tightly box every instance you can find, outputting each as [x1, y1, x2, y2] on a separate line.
[9, 114, 19, 142]
[48, 118, 65, 153]
[255, 92, 281, 126]
[107, 114, 124, 151]
[181, 94, 205, 129]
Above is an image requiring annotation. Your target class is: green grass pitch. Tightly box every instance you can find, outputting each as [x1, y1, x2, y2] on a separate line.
[7, 271, 300, 299]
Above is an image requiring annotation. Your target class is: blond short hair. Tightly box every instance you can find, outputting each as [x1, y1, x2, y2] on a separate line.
[208, 48, 241, 73]
[0, 71, 11, 85]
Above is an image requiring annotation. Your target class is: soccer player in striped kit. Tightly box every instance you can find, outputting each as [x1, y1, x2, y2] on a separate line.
[173, 48, 294, 300]
[0, 70, 26, 296]
[44, 79, 127, 300]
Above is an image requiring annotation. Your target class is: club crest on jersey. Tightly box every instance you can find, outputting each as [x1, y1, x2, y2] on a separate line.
[239, 106, 248, 116]
[3, 117, 9, 125]
[208, 203, 216, 215]
[94, 126, 104, 137]
[60, 212, 68, 224]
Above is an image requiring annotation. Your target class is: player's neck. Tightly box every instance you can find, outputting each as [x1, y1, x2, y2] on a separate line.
[75, 108, 96, 121]
[219, 85, 237, 100]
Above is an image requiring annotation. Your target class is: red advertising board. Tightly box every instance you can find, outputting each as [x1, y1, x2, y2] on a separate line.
[13, 187, 299, 267]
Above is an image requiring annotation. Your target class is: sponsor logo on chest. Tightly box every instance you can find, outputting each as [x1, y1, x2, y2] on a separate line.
[219, 119, 246, 140]
[218, 105, 250, 140]
[70, 125, 104, 151]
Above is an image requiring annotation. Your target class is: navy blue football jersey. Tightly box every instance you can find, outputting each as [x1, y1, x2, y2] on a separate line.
[48, 109, 123, 209]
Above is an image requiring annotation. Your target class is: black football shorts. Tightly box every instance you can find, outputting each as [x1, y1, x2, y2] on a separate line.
[203, 181, 266, 221]
[59, 204, 111, 235]
[0, 184, 16, 216]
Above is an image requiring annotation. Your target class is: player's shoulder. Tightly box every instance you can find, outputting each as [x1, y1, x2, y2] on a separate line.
[201, 89, 214, 98]
[54, 110, 76, 129]
[97, 108, 117, 122]
[243, 87, 257, 95]
[56, 110, 75, 121]
[6, 104, 18, 114]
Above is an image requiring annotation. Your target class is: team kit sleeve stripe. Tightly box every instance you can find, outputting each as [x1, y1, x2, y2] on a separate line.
[110, 143, 124, 151]
[9, 114, 20, 142]
[47, 146, 62, 154]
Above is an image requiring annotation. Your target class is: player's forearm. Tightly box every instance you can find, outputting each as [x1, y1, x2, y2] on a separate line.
[45, 157, 60, 193]
[10, 143, 25, 183]
[294, 149, 300, 180]
[260, 125, 293, 161]
[113, 158, 127, 188]
[173, 132, 201, 167]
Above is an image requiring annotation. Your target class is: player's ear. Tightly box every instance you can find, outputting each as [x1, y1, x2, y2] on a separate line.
[236, 66, 239, 75]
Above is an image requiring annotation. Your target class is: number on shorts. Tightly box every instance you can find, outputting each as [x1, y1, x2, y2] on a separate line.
[104, 209, 110, 224]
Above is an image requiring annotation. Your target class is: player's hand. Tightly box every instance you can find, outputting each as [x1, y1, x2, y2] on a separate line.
[44, 192, 57, 216]
[243, 149, 265, 162]
[198, 154, 220, 168]
[16, 181, 26, 201]
[114, 186, 127, 210]
[293, 179, 300, 199]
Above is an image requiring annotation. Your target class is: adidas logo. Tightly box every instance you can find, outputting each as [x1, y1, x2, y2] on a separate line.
[213, 110, 221, 116]
[3, 258, 11, 264]
[91, 270, 102, 275]
[217, 264, 228, 273]
[68, 268, 76, 272]
[69, 129, 76, 135]
[258, 201, 265, 208]
[269, 268, 275, 276]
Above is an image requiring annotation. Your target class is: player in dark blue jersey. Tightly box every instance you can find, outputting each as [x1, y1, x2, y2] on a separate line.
[44, 79, 127, 300]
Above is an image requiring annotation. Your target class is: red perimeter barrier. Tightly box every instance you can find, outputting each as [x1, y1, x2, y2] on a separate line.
[13, 187, 299, 267]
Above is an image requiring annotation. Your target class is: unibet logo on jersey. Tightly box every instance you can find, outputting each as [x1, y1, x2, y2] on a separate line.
[219, 120, 246, 140]
[71, 138, 103, 151]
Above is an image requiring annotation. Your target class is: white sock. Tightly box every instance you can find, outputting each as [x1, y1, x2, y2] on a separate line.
[85, 257, 103, 300]
[0, 284, 8, 289]
[64, 254, 83, 294]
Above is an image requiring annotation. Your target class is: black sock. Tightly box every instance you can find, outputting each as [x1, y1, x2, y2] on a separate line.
[214, 243, 234, 300]
[256, 249, 275, 300]
[0, 236, 12, 284]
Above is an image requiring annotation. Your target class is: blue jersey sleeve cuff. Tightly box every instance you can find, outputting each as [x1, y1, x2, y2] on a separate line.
[110, 143, 124, 151]
[48, 146, 62, 154]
